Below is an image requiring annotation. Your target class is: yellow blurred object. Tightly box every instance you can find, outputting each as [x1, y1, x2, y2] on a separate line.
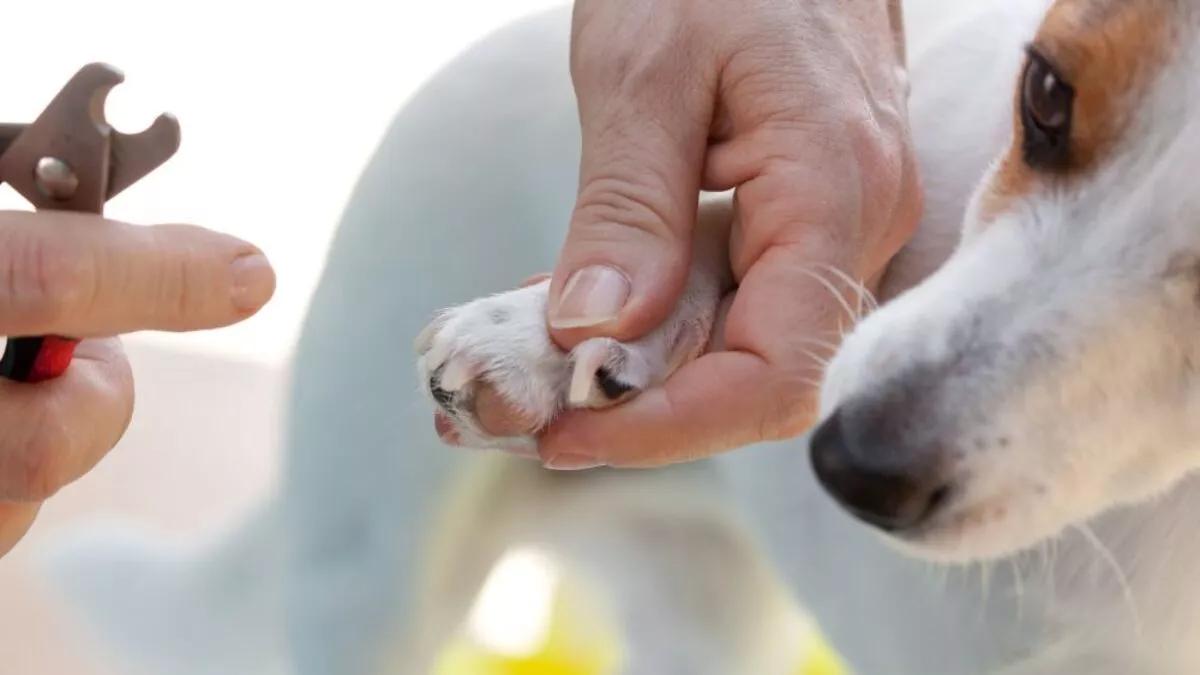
[430, 545, 852, 675]
[431, 547, 622, 675]
[795, 632, 849, 675]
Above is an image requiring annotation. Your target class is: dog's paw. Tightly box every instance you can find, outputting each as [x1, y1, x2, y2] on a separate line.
[415, 279, 718, 450]
[416, 281, 565, 450]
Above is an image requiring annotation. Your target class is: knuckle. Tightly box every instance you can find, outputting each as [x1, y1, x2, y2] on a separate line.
[147, 227, 204, 325]
[570, 8, 706, 112]
[171, 258, 201, 322]
[574, 171, 684, 242]
[570, 32, 628, 88]
[0, 229, 92, 325]
[839, 112, 922, 261]
[571, 18, 665, 89]
[846, 113, 907, 188]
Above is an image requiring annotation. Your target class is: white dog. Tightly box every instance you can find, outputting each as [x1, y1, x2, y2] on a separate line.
[45, 0, 1200, 674]
[417, 0, 1200, 672]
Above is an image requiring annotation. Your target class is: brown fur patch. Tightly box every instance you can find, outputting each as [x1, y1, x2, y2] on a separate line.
[978, 0, 1178, 222]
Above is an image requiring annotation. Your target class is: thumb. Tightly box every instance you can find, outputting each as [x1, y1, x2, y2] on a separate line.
[548, 13, 714, 348]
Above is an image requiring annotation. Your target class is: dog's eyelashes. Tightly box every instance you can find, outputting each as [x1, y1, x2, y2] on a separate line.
[1021, 46, 1074, 170]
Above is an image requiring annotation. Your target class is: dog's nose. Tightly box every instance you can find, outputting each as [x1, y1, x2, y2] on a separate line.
[809, 406, 950, 532]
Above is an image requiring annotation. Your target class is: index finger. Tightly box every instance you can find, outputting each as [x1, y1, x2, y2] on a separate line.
[0, 210, 275, 336]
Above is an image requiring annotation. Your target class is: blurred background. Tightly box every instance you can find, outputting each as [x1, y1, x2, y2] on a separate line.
[0, 1, 561, 673]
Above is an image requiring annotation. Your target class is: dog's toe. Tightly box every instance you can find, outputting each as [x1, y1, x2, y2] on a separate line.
[568, 338, 652, 408]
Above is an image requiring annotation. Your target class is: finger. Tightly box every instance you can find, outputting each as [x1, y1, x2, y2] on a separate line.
[0, 338, 133, 501]
[539, 351, 775, 467]
[548, 8, 717, 348]
[0, 501, 39, 557]
[0, 211, 275, 336]
[539, 250, 849, 467]
[705, 86, 919, 284]
[520, 273, 551, 288]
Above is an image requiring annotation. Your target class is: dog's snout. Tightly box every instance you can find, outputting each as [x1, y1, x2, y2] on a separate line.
[810, 406, 951, 533]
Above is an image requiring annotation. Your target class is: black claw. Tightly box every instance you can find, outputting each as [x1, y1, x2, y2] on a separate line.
[596, 366, 636, 400]
[430, 366, 455, 408]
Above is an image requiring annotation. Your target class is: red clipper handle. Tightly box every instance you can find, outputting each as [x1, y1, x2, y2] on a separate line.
[0, 336, 79, 382]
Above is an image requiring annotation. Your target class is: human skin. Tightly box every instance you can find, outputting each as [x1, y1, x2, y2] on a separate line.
[0, 210, 275, 556]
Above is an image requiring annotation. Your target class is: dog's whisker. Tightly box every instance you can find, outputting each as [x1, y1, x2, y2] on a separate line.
[794, 336, 841, 352]
[799, 348, 831, 369]
[1046, 538, 1060, 605]
[1074, 524, 1143, 641]
[817, 262, 879, 316]
[1010, 558, 1026, 621]
[980, 561, 994, 608]
[931, 562, 951, 594]
[811, 326, 852, 343]
[1036, 540, 1050, 580]
[798, 265, 861, 326]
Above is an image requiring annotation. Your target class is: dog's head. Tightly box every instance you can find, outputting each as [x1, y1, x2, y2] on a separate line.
[815, 0, 1200, 562]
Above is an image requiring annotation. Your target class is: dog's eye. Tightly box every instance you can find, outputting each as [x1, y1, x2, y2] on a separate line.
[1020, 48, 1074, 169]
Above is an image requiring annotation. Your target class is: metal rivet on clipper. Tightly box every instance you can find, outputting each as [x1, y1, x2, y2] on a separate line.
[33, 156, 78, 200]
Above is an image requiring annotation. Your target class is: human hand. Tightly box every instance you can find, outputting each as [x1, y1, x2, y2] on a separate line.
[467, 0, 921, 466]
[0, 210, 274, 556]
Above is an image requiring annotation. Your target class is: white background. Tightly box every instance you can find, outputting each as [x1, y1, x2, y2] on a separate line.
[0, 0, 566, 367]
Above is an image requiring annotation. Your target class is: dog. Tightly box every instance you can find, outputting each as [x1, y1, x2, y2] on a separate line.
[416, 0, 1200, 672]
[42, 0, 1200, 673]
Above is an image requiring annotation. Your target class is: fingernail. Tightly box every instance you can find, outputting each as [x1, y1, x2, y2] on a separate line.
[544, 453, 605, 471]
[230, 253, 276, 313]
[549, 266, 630, 330]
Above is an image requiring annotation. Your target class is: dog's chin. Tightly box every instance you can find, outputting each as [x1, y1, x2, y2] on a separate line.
[878, 492, 1074, 564]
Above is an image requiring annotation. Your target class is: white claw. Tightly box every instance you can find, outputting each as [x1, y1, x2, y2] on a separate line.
[425, 338, 454, 373]
[440, 358, 476, 392]
[569, 340, 610, 406]
[414, 313, 448, 354]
